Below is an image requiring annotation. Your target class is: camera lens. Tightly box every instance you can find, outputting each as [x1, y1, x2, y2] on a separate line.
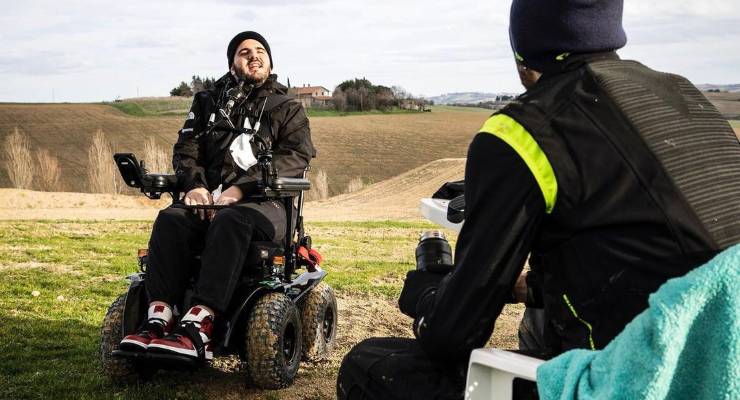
[415, 230, 453, 273]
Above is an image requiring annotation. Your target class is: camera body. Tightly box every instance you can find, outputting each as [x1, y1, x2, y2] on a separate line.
[415, 231, 453, 273]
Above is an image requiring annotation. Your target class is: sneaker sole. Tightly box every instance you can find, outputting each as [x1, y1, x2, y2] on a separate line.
[148, 343, 213, 361]
[120, 338, 149, 351]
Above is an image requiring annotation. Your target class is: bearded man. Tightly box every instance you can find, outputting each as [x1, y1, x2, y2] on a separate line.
[119, 31, 315, 361]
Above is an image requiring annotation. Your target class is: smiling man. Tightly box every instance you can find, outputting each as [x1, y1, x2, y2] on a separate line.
[118, 31, 315, 362]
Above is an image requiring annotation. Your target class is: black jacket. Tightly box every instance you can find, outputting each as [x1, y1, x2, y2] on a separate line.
[173, 74, 315, 194]
[409, 53, 740, 360]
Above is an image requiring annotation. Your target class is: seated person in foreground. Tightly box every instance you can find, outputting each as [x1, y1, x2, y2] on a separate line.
[337, 1, 740, 398]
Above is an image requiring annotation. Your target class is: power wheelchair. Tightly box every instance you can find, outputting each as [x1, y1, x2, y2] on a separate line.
[99, 139, 337, 390]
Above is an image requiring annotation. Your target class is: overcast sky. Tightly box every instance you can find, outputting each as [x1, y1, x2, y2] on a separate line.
[1, 0, 738, 103]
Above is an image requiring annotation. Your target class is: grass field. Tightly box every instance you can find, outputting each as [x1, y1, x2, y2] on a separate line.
[0, 219, 522, 400]
[729, 120, 740, 128]
[105, 98, 193, 117]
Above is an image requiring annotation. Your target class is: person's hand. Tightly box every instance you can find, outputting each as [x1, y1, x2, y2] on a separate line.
[512, 271, 528, 303]
[211, 186, 243, 220]
[398, 270, 446, 318]
[184, 187, 212, 220]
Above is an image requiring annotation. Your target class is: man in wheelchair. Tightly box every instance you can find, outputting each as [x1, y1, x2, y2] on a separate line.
[118, 31, 316, 362]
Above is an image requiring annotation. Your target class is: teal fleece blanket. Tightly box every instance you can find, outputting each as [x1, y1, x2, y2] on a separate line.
[537, 244, 740, 400]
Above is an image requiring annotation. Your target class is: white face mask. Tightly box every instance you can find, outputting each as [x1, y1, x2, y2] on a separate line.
[229, 132, 258, 171]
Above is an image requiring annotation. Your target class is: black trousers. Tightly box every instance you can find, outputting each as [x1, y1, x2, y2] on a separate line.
[337, 337, 467, 400]
[145, 200, 286, 314]
[337, 309, 549, 400]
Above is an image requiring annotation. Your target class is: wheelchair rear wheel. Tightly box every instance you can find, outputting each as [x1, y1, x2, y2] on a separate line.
[299, 282, 337, 361]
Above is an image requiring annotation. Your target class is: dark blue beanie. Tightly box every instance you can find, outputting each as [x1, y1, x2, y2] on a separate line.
[227, 31, 273, 69]
[509, 0, 627, 72]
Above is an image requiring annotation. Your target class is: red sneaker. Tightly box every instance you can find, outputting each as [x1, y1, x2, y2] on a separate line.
[148, 306, 214, 361]
[120, 304, 173, 351]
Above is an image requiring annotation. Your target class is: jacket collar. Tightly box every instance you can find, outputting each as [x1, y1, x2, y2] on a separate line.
[536, 51, 620, 86]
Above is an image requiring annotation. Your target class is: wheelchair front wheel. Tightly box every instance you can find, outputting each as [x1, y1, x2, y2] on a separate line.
[242, 292, 302, 389]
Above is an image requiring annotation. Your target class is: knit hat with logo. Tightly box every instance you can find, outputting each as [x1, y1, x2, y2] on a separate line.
[509, 0, 627, 72]
[227, 31, 273, 69]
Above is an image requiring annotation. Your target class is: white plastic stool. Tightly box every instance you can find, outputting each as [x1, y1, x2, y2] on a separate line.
[464, 348, 544, 400]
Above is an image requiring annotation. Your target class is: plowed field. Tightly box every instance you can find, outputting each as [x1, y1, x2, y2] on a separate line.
[0, 103, 488, 194]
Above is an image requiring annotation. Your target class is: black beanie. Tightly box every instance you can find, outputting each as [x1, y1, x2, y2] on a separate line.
[227, 31, 273, 69]
[509, 0, 627, 72]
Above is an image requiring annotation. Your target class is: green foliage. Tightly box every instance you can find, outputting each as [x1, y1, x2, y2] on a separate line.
[109, 102, 149, 117]
[107, 98, 193, 117]
[170, 81, 193, 97]
[336, 78, 375, 92]
[729, 119, 740, 128]
[0, 220, 455, 398]
[190, 75, 217, 94]
[333, 78, 408, 112]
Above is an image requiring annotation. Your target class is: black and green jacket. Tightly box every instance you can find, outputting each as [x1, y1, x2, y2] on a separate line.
[173, 74, 315, 195]
[411, 53, 740, 359]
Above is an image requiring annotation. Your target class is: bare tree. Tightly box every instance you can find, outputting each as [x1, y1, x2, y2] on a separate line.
[307, 168, 329, 201]
[143, 137, 172, 174]
[35, 149, 62, 191]
[358, 87, 369, 111]
[344, 88, 360, 111]
[346, 177, 365, 193]
[391, 86, 407, 108]
[88, 129, 119, 194]
[3, 127, 34, 189]
[332, 88, 348, 112]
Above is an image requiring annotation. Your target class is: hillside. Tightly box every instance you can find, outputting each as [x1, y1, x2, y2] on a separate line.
[0, 103, 487, 194]
[703, 91, 740, 119]
[0, 158, 466, 221]
[696, 83, 740, 93]
[427, 92, 519, 105]
[305, 158, 465, 221]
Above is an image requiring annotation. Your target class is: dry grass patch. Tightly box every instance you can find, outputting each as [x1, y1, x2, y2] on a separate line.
[88, 129, 119, 194]
[3, 127, 34, 189]
[345, 177, 365, 193]
[142, 136, 172, 174]
[35, 149, 62, 191]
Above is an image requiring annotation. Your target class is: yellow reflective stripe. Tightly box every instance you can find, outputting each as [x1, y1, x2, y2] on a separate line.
[562, 294, 596, 350]
[479, 114, 558, 213]
[555, 52, 570, 61]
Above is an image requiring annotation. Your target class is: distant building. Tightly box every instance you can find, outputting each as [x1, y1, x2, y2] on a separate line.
[290, 84, 332, 108]
[400, 99, 427, 111]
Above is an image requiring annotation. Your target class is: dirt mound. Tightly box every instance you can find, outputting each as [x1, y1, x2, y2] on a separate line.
[304, 158, 465, 221]
[0, 188, 167, 220]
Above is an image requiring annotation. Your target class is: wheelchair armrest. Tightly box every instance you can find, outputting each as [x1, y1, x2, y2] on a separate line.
[465, 349, 544, 400]
[271, 177, 310, 191]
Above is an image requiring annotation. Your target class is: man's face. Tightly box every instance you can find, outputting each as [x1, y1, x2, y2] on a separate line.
[516, 61, 542, 90]
[231, 39, 271, 85]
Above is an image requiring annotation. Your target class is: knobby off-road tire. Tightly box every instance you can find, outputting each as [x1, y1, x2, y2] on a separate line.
[100, 293, 150, 384]
[299, 282, 337, 361]
[243, 292, 302, 389]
